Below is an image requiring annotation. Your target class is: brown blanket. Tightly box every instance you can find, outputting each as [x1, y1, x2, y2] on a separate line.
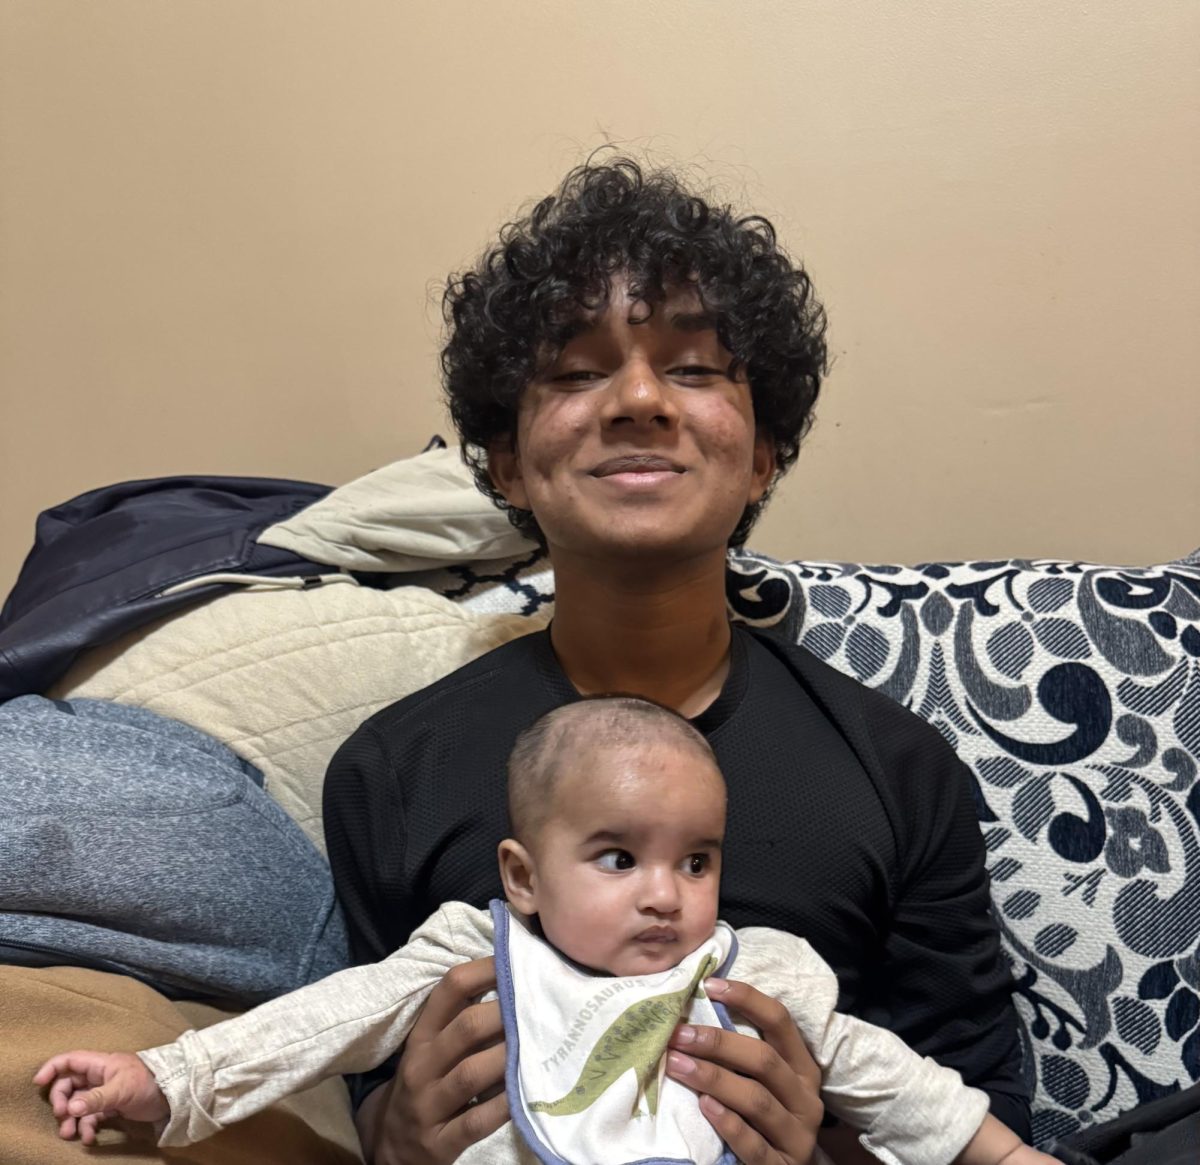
[1, 965, 363, 1164]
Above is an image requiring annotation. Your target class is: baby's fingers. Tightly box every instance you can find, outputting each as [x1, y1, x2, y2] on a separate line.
[68, 1084, 120, 1118]
[78, 1112, 112, 1147]
[32, 1060, 58, 1087]
[48, 1073, 85, 1118]
[34, 1050, 107, 1086]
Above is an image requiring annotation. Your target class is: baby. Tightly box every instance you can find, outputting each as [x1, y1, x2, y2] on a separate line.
[36, 696, 1056, 1165]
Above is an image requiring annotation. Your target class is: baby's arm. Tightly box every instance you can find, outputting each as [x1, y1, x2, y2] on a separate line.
[32, 1051, 168, 1145]
[738, 927, 1054, 1165]
[33, 902, 493, 1147]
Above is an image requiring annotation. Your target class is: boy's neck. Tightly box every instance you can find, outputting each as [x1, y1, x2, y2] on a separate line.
[547, 547, 733, 719]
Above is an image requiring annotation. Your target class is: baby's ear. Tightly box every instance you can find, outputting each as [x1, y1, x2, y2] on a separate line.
[497, 838, 538, 915]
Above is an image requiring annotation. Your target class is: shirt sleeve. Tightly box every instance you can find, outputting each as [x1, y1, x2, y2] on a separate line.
[324, 721, 422, 966]
[139, 903, 494, 1146]
[777, 644, 1030, 1137]
[737, 928, 990, 1165]
[323, 719, 429, 1107]
[853, 685, 1031, 1138]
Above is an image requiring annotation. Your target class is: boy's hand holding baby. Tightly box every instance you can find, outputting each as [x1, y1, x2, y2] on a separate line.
[33, 1051, 167, 1144]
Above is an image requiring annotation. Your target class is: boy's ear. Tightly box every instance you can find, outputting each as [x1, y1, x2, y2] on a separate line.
[487, 439, 530, 511]
[747, 429, 775, 506]
[498, 838, 538, 915]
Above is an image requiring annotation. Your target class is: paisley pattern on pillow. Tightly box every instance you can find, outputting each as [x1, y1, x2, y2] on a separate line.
[423, 549, 1200, 1143]
[731, 553, 1200, 1144]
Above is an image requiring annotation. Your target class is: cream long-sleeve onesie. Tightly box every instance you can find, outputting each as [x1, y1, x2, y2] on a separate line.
[139, 901, 988, 1165]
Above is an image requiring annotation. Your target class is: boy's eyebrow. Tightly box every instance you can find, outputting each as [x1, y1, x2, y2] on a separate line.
[554, 307, 717, 347]
[665, 309, 718, 333]
[557, 317, 594, 345]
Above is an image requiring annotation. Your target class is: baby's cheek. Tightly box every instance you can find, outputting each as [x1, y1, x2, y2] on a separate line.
[693, 888, 721, 933]
[700, 892, 720, 931]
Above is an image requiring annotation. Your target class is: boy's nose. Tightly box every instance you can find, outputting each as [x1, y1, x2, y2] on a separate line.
[603, 361, 677, 427]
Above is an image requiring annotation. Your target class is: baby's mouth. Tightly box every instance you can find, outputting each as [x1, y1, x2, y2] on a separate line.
[634, 926, 678, 943]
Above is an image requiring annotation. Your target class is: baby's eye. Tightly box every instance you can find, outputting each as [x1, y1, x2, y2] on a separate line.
[685, 854, 711, 875]
[596, 849, 635, 871]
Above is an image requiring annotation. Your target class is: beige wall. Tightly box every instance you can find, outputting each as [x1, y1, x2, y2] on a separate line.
[2, 1, 1198, 600]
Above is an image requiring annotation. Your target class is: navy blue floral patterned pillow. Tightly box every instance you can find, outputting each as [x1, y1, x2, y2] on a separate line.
[423, 548, 1200, 1144]
[723, 551, 1200, 1144]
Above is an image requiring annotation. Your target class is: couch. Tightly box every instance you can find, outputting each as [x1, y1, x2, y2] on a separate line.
[4, 454, 1198, 1157]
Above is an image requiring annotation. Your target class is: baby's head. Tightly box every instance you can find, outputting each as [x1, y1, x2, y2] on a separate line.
[498, 696, 726, 976]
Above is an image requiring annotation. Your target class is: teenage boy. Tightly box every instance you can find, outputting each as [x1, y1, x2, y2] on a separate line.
[324, 159, 1028, 1165]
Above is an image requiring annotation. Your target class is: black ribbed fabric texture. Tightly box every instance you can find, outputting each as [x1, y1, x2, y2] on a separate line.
[323, 625, 1030, 1136]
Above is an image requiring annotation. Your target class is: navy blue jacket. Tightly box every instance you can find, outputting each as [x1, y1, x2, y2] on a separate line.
[0, 476, 333, 702]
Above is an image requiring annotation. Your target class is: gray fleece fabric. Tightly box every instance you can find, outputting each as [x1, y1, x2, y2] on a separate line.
[0, 696, 348, 1004]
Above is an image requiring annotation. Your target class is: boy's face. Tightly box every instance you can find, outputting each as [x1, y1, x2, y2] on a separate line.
[517, 739, 725, 976]
[488, 278, 775, 563]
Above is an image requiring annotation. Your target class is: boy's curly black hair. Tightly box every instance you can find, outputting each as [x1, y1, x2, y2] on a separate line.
[440, 157, 828, 547]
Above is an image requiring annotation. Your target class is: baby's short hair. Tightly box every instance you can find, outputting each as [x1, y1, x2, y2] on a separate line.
[506, 695, 720, 842]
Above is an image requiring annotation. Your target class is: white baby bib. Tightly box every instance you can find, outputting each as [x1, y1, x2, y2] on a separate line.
[491, 901, 740, 1165]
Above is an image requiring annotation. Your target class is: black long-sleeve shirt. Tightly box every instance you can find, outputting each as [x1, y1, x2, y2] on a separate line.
[323, 624, 1031, 1137]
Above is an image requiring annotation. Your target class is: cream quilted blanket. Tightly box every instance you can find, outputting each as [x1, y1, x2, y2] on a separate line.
[51, 581, 550, 854]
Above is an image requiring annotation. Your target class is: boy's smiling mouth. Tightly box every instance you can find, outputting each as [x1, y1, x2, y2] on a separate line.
[590, 454, 685, 478]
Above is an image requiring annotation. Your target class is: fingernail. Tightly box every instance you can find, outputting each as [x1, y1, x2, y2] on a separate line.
[667, 1051, 696, 1075]
[701, 1095, 726, 1117]
[673, 1024, 696, 1045]
[704, 977, 728, 996]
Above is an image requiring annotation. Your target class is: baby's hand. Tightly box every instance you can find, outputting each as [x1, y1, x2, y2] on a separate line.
[33, 1050, 168, 1145]
[996, 1148, 1061, 1165]
[959, 1114, 1063, 1165]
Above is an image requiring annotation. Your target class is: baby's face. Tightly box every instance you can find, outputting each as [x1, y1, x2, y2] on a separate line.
[526, 739, 725, 976]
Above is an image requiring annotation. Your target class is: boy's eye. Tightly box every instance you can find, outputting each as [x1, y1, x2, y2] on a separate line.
[669, 365, 724, 381]
[596, 849, 635, 871]
[685, 854, 710, 875]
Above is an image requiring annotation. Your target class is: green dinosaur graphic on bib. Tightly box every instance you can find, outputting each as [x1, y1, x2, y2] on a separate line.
[528, 953, 718, 1118]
